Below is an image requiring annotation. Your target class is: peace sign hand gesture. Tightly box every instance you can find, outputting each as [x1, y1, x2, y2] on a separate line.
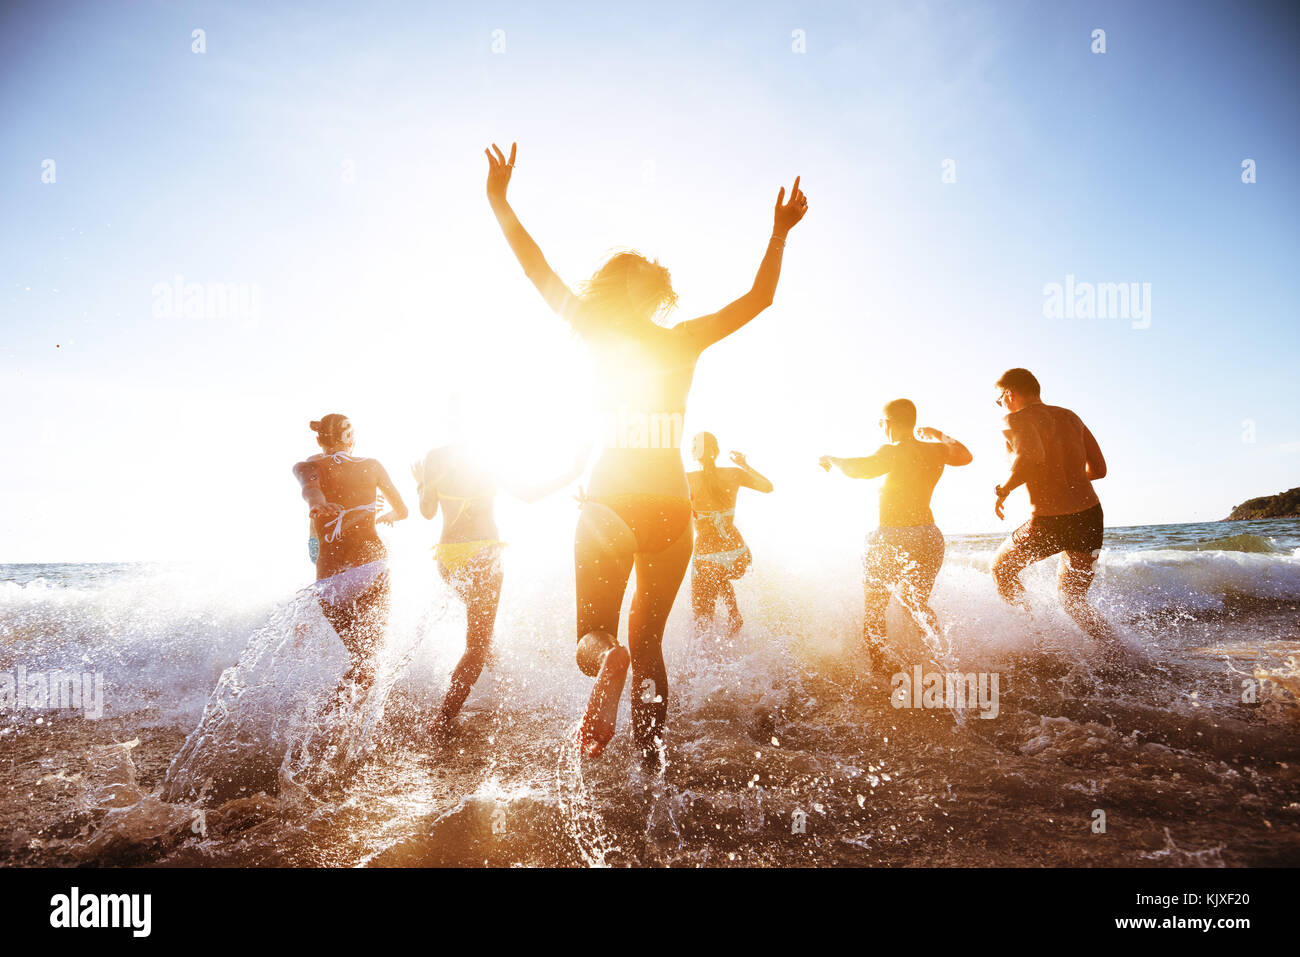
[485, 141, 517, 202]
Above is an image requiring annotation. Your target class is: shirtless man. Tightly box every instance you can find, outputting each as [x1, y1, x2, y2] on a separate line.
[820, 398, 972, 672]
[989, 368, 1125, 659]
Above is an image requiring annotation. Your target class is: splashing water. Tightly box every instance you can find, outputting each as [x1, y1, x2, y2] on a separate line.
[1, 518, 1298, 866]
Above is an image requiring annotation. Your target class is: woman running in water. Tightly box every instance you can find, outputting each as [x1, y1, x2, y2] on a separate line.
[687, 433, 773, 634]
[414, 440, 588, 738]
[485, 141, 807, 766]
[293, 414, 408, 706]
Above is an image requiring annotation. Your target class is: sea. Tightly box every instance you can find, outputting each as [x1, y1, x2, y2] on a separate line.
[1, 518, 1297, 867]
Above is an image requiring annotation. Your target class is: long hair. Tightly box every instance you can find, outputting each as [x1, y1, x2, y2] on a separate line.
[692, 432, 725, 504]
[572, 250, 677, 338]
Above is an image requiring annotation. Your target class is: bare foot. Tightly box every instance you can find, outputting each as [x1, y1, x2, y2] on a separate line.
[578, 645, 630, 759]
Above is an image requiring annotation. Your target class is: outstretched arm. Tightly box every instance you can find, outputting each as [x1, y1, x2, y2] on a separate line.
[819, 446, 894, 480]
[485, 142, 577, 320]
[675, 177, 809, 350]
[916, 426, 973, 466]
[728, 451, 774, 493]
[373, 463, 409, 525]
[502, 445, 592, 503]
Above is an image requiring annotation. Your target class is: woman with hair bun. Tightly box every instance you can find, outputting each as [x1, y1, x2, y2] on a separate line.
[485, 141, 807, 767]
[293, 414, 408, 705]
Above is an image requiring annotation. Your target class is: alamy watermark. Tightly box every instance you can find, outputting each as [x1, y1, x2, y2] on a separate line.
[1, 666, 105, 720]
[891, 666, 1000, 719]
[1042, 274, 1151, 330]
[598, 408, 683, 450]
[152, 274, 261, 322]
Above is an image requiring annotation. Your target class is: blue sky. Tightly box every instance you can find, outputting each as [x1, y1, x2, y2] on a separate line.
[2, 0, 1297, 561]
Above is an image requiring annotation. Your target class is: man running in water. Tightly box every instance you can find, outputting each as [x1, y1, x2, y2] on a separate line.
[989, 368, 1126, 660]
[820, 399, 971, 673]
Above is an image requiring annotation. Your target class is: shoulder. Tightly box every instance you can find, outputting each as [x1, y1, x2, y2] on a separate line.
[1054, 405, 1085, 427]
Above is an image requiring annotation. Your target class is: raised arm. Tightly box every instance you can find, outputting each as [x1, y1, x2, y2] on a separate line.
[1082, 423, 1107, 481]
[916, 426, 974, 466]
[728, 451, 774, 493]
[373, 462, 409, 525]
[818, 446, 895, 480]
[485, 142, 577, 320]
[674, 177, 809, 350]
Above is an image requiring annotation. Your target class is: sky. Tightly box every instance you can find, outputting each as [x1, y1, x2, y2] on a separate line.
[1, 0, 1298, 562]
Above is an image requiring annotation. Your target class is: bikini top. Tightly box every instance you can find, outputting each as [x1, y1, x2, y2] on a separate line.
[693, 507, 736, 538]
[323, 502, 379, 543]
[312, 453, 379, 543]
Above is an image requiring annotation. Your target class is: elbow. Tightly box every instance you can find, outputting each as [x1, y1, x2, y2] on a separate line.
[957, 452, 974, 467]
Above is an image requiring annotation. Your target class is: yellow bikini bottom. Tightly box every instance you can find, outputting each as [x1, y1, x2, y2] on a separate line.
[433, 540, 505, 575]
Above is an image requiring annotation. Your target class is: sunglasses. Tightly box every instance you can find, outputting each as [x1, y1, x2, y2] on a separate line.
[995, 389, 1011, 408]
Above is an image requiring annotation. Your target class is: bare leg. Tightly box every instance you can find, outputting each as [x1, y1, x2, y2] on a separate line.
[628, 528, 693, 769]
[1057, 551, 1123, 654]
[895, 531, 945, 649]
[691, 568, 718, 634]
[432, 556, 504, 736]
[719, 580, 742, 633]
[992, 536, 1035, 609]
[575, 503, 636, 757]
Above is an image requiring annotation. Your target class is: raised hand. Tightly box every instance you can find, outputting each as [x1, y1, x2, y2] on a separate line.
[729, 450, 748, 467]
[485, 141, 517, 202]
[916, 426, 943, 442]
[818, 455, 834, 472]
[773, 176, 808, 235]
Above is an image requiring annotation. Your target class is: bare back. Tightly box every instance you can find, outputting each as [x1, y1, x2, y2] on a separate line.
[419, 446, 500, 544]
[1003, 404, 1101, 517]
[585, 323, 705, 500]
[295, 454, 385, 579]
[878, 441, 947, 527]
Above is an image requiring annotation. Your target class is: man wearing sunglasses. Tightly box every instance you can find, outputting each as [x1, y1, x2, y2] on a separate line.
[990, 368, 1128, 661]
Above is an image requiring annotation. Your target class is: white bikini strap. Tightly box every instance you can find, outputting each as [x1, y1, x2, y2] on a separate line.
[323, 501, 379, 542]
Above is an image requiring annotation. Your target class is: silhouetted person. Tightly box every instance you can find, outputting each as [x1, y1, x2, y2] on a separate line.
[293, 414, 407, 708]
[821, 399, 971, 672]
[485, 141, 807, 767]
[414, 437, 587, 738]
[687, 433, 773, 635]
[989, 368, 1126, 660]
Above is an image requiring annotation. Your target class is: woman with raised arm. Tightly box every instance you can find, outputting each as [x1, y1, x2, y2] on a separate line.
[687, 433, 774, 635]
[293, 414, 408, 707]
[485, 142, 807, 767]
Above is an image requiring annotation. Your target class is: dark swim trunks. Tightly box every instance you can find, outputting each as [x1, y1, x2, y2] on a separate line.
[1011, 503, 1104, 561]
